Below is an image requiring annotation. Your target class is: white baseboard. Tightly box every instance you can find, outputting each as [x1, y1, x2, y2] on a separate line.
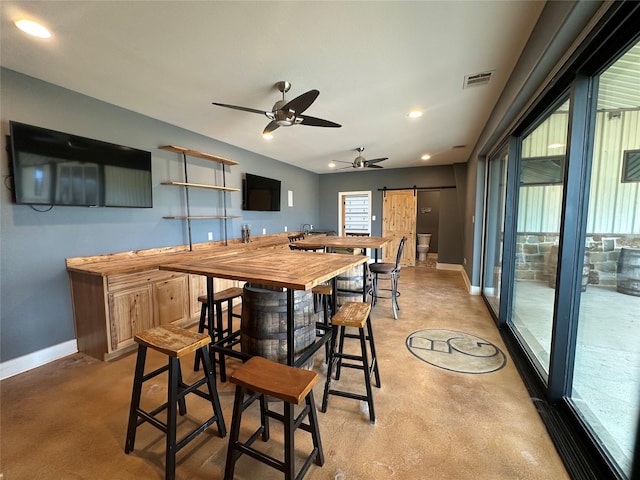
[0, 340, 78, 380]
[437, 263, 481, 295]
[461, 268, 481, 295]
[435, 262, 462, 271]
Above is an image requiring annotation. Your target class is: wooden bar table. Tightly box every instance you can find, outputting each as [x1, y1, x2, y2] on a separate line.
[293, 236, 391, 263]
[160, 249, 368, 366]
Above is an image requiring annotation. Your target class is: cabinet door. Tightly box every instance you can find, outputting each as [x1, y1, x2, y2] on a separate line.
[108, 285, 154, 351]
[154, 275, 189, 326]
[188, 274, 243, 320]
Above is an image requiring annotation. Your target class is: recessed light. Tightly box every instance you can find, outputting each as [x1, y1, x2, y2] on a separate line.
[408, 111, 423, 119]
[15, 19, 51, 39]
[421, 154, 431, 161]
[262, 133, 273, 140]
[328, 162, 336, 168]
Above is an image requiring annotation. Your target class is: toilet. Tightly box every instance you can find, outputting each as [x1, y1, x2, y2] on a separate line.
[416, 234, 432, 261]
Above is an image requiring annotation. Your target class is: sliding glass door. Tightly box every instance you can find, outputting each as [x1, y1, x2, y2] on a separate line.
[570, 40, 640, 477]
[482, 148, 508, 317]
[480, 9, 640, 477]
[509, 99, 570, 375]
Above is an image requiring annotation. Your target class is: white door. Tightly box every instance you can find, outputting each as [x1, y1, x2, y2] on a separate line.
[338, 191, 371, 236]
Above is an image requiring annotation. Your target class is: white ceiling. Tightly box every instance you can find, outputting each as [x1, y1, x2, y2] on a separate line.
[1, 1, 545, 174]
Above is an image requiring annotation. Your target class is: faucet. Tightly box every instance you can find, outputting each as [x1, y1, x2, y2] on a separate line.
[302, 223, 312, 234]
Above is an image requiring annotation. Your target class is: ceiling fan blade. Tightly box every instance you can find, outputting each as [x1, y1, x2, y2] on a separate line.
[212, 102, 267, 115]
[367, 164, 384, 169]
[332, 160, 353, 165]
[298, 115, 341, 128]
[282, 89, 319, 115]
[263, 121, 280, 135]
[366, 157, 388, 164]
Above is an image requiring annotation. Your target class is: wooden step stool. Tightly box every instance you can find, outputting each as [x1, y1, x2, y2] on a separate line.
[193, 286, 243, 381]
[125, 324, 226, 480]
[224, 356, 324, 480]
[321, 301, 381, 424]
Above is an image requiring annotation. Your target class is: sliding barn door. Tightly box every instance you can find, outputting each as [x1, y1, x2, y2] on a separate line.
[382, 189, 417, 266]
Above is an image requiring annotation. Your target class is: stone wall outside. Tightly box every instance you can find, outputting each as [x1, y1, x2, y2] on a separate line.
[515, 233, 640, 287]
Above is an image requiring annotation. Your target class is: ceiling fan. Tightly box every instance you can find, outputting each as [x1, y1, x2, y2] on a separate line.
[334, 147, 388, 170]
[212, 81, 341, 136]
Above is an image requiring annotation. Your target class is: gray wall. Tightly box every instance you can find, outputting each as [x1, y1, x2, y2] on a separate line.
[317, 164, 465, 264]
[0, 68, 320, 363]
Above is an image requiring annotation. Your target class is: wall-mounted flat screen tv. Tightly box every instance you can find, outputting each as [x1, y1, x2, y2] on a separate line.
[8, 121, 153, 208]
[242, 173, 281, 211]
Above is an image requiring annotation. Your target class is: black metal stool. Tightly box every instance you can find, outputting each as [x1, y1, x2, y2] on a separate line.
[193, 286, 243, 381]
[312, 283, 332, 360]
[321, 301, 380, 424]
[369, 236, 406, 320]
[125, 324, 226, 480]
[224, 356, 324, 480]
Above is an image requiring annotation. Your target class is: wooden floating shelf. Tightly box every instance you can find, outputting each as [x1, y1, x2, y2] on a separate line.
[163, 215, 242, 220]
[161, 181, 240, 192]
[159, 145, 239, 166]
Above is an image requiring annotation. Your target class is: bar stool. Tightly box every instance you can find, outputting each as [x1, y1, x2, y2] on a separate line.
[193, 286, 243, 382]
[321, 301, 380, 424]
[224, 356, 324, 480]
[369, 236, 406, 320]
[312, 283, 332, 360]
[125, 324, 226, 480]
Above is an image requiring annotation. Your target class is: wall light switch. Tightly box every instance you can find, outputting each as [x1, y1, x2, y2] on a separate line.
[288, 190, 293, 207]
[207, 232, 213, 241]
[262, 228, 266, 235]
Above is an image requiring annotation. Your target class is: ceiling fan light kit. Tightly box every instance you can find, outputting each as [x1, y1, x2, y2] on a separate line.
[212, 80, 341, 136]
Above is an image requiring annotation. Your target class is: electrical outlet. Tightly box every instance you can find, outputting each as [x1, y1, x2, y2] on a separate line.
[372, 215, 376, 221]
[207, 232, 213, 241]
[284, 226, 288, 232]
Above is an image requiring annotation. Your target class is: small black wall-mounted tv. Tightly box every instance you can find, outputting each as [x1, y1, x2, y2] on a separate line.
[8, 121, 153, 208]
[242, 173, 281, 211]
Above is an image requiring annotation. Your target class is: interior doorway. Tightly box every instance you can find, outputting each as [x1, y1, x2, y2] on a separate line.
[338, 191, 371, 236]
[417, 190, 439, 254]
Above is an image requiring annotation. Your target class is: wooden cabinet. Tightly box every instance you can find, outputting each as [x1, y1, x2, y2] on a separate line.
[67, 235, 292, 361]
[153, 275, 189, 326]
[108, 284, 154, 352]
[159, 145, 241, 248]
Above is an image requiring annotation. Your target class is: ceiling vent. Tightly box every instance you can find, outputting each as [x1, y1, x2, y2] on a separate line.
[463, 71, 493, 89]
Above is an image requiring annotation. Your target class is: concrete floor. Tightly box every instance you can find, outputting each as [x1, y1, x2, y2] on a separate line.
[0, 266, 570, 480]
[512, 280, 640, 475]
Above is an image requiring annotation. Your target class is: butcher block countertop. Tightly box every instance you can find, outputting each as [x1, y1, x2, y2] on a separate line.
[65, 233, 293, 276]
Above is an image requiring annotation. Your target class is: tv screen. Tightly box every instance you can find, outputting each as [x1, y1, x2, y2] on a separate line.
[242, 173, 281, 211]
[8, 121, 153, 208]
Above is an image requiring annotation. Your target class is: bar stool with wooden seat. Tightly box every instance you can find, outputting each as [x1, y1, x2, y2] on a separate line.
[224, 355, 324, 480]
[321, 301, 380, 424]
[193, 286, 243, 381]
[125, 324, 226, 480]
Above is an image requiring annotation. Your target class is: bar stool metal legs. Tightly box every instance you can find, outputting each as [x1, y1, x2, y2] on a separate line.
[193, 287, 243, 381]
[223, 356, 324, 480]
[125, 324, 226, 480]
[321, 302, 380, 424]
